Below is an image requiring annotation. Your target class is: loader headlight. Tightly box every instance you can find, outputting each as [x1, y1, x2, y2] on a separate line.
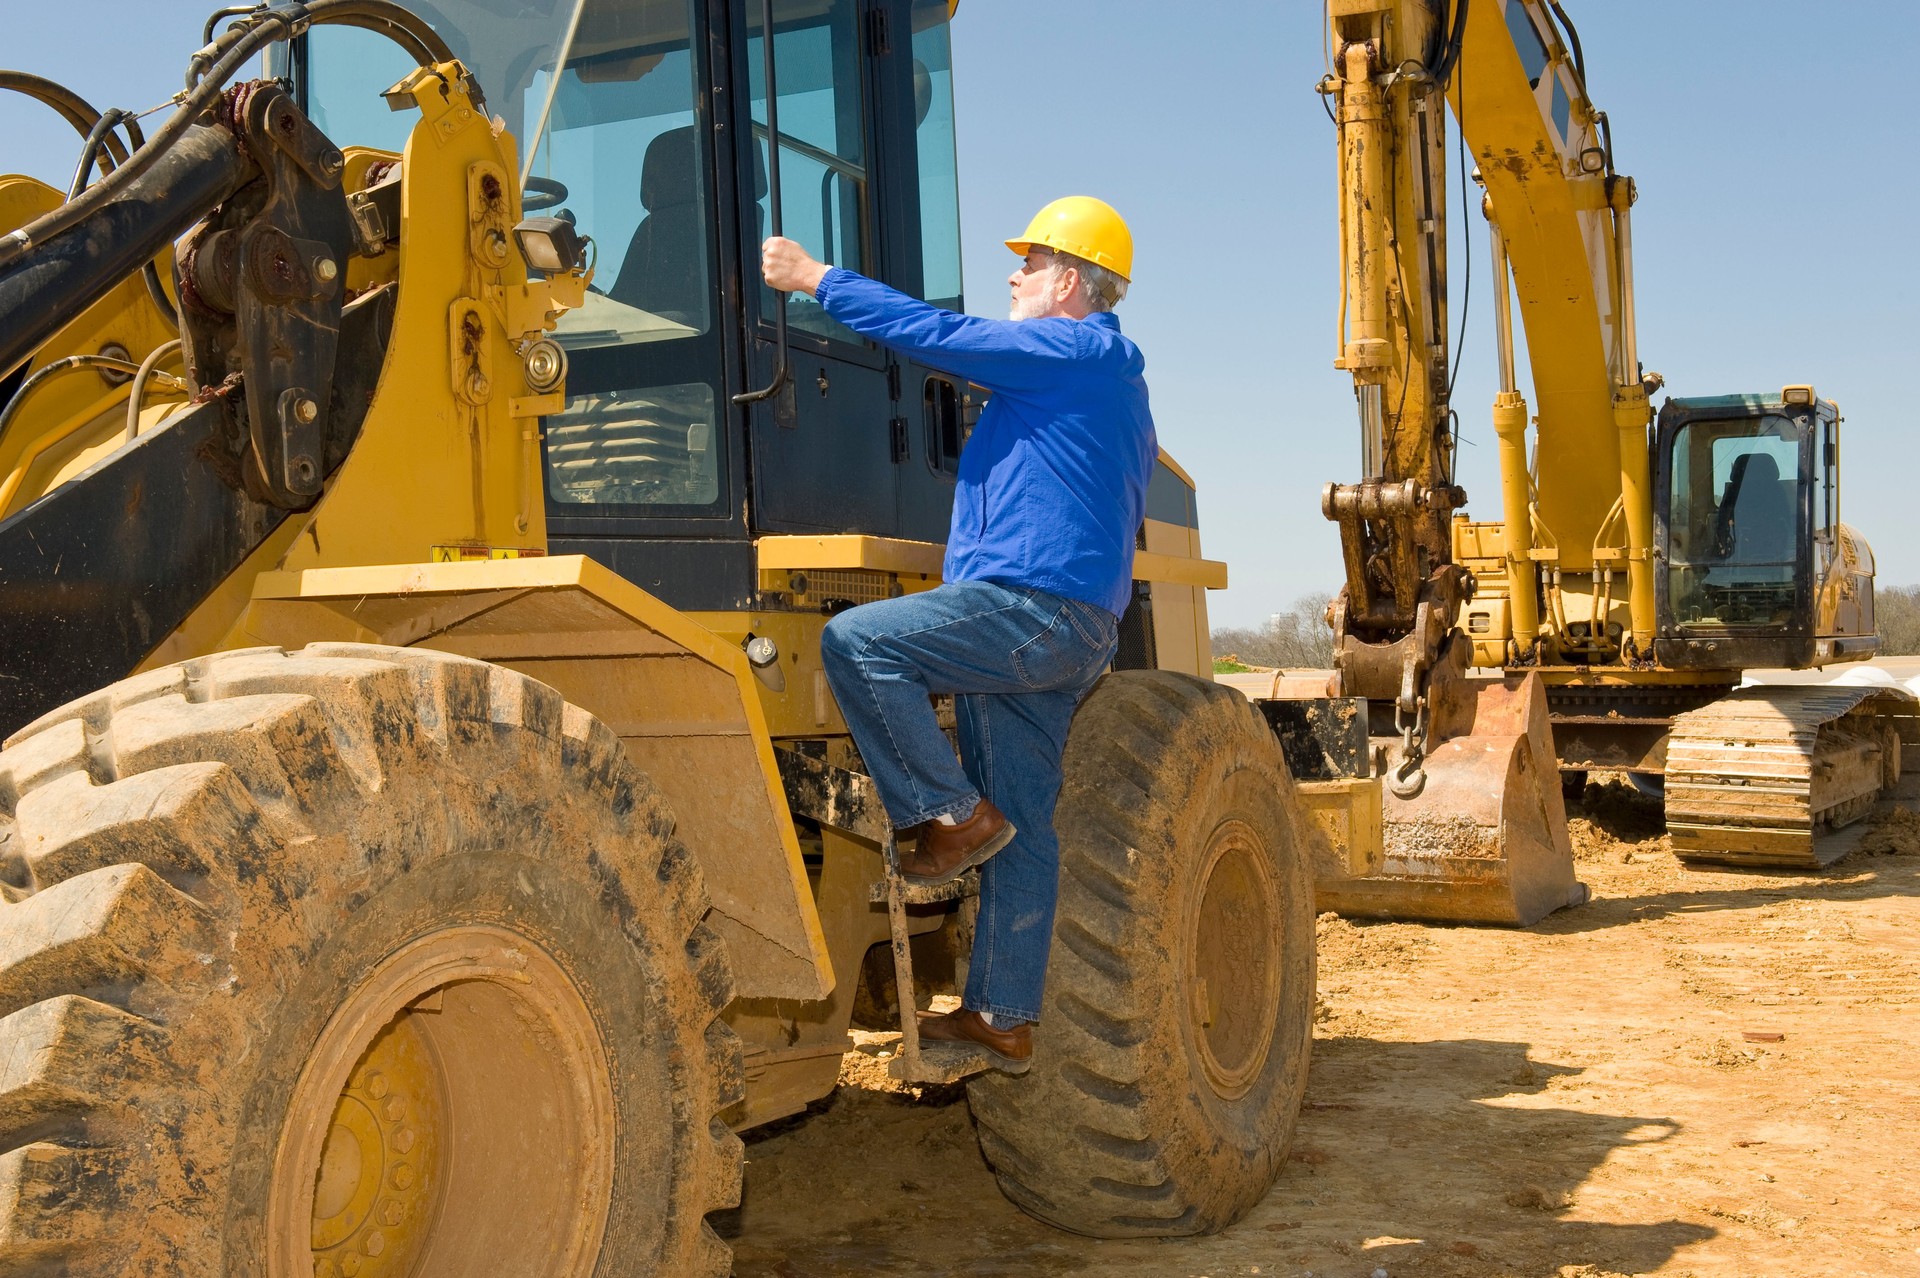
[514, 215, 588, 276]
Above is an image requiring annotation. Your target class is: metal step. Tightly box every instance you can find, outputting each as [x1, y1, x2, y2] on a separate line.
[886, 1038, 1001, 1084]
[866, 870, 979, 906]
[772, 747, 996, 1082]
[876, 832, 992, 1085]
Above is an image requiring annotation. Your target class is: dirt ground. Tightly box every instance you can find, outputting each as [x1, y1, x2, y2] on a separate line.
[717, 780, 1920, 1278]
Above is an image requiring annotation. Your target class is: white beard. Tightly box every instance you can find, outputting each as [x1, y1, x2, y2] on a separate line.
[1009, 291, 1051, 322]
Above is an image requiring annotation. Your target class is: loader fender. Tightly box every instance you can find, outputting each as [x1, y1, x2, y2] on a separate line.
[225, 554, 835, 1004]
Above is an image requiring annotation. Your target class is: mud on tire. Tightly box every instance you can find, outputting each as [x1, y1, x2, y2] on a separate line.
[967, 670, 1315, 1237]
[0, 644, 743, 1276]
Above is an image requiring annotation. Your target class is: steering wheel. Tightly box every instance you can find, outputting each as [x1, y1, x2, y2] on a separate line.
[522, 176, 569, 212]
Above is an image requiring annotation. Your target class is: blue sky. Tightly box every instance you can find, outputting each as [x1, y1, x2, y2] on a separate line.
[5, 2, 1913, 628]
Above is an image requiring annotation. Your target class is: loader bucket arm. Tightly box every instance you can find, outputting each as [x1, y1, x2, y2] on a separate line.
[0, 77, 393, 736]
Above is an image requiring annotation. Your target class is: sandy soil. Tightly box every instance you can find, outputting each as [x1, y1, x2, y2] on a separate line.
[718, 781, 1920, 1277]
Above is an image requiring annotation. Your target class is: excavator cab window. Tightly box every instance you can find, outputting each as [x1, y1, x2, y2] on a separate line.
[1661, 414, 1807, 630]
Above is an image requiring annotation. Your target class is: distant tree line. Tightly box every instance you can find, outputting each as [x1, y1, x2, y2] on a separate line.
[1212, 584, 1920, 667]
[1881, 584, 1920, 655]
[1211, 593, 1335, 670]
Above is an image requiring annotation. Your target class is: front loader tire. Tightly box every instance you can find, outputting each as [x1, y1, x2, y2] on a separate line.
[967, 671, 1315, 1237]
[0, 644, 743, 1277]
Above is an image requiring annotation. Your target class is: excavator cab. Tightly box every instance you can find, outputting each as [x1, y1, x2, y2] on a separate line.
[1653, 388, 1857, 670]
[282, 0, 968, 606]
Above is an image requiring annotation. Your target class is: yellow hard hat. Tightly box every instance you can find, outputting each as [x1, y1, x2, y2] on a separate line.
[1005, 196, 1133, 281]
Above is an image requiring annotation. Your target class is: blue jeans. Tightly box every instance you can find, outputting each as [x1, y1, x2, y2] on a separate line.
[820, 580, 1118, 1023]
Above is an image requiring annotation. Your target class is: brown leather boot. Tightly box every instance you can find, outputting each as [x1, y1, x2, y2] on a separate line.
[917, 1007, 1031, 1073]
[896, 798, 1014, 885]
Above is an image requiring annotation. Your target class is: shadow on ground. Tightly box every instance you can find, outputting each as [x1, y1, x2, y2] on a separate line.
[716, 1035, 1713, 1277]
[1278, 1035, 1716, 1276]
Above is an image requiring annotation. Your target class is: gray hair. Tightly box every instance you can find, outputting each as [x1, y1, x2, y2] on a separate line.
[1048, 250, 1129, 312]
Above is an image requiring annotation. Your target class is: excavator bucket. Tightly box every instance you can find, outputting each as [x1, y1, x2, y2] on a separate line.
[1255, 671, 1582, 926]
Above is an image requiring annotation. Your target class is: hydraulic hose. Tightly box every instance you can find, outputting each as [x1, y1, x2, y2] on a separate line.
[124, 340, 187, 442]
[1430, 0, 1469, 92]
[68, 110, 137, 199]
[0, 122, 255, 380]
[1546, 1, 1587, 93]
[0, 72, 133, 172]
[0, 0, 453, 274]
[205, 4, 265, 46]
[0, 353, 149, 448]
[194, 0, 457, 87]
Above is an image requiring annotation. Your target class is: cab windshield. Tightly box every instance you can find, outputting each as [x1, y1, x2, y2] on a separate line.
[292, 0, 728, 512]
[1665, 415, 1806, 628]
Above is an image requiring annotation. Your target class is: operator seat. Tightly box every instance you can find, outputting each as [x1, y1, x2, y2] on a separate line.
[609, 125, 768, 324]
[1724, 451, 1796, 563]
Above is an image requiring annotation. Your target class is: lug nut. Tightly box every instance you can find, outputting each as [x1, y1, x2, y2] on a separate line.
[294, 398, 319, 425]
[314, 258, 338, 282]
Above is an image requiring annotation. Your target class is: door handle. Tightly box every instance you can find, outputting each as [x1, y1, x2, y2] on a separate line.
[735, 0, 790, 408]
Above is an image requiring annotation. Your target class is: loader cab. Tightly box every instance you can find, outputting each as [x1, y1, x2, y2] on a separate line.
[285, 0, 966, 609]
[1651, 389, 1840, 670]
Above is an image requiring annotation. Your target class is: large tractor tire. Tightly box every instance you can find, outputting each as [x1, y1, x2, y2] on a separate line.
[0, 644, 743, 1277]
[968, 670, 1315, 1237]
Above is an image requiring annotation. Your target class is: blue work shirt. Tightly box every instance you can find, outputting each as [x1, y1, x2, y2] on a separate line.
[814, 268, 1157, 618]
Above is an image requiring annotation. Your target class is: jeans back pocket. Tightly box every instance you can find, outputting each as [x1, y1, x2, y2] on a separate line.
[1011, 599, 1114, 690]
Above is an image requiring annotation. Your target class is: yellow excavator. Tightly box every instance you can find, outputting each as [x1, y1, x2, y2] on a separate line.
[0, 2, 1319, 1272]
[1270, 0, 1919, 912]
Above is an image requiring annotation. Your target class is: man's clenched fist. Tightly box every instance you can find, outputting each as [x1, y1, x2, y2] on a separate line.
[760, 236, 829, 296]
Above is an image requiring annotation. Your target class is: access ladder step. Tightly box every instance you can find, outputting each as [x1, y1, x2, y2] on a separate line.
[867, 870, 980, 906]
[885, 1038, 1014, 1084]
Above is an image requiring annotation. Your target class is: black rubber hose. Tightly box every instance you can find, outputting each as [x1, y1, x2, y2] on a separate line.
[0, 0, 449, 274]
[308, 0, 456, 64]
[68, 109, 134, 199]
[198, 0, 455, 81]
[204, 3, 264, 47]
[0, 353, 151, 447]
[1547, 1, 1587, 92]
[143, 263, 180, 327]
[0, 71, 133, 172]
[0, 123, 255, 379]
[1431, 0, 1469, 92]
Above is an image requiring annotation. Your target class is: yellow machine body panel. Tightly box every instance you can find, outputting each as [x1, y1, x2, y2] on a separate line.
[235, 554, 835, 1003]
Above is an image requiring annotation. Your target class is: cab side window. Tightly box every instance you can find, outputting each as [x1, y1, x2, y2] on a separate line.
[751, 0, 871, 345]
[908, 0, 963, 310]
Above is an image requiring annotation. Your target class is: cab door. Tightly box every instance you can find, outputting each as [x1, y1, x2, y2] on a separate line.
[881, 0, 968, 543]
[739, 0, 897, 534]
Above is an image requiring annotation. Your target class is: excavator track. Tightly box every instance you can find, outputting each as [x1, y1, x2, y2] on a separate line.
[1665, 685, 1920, 868]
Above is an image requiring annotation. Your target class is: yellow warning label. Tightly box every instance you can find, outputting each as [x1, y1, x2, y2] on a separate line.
[429, 545, 547, 563]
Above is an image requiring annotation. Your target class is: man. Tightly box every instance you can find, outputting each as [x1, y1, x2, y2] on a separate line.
[759, 196, 1155, 1072]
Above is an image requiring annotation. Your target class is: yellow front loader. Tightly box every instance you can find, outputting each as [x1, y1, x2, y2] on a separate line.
[0, 1, 1317, 1271]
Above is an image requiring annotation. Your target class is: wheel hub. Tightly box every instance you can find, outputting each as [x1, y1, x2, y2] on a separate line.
[310, 1016, 444, 1277]
[269, 926, 615, 1278]
[1187, 818, 1284, 1100]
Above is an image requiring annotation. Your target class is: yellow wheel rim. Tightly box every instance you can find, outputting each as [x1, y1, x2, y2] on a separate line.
[269, 926, 614, 1278]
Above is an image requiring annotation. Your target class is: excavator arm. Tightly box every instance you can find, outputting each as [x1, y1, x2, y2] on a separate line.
[1323, 0, 1654, 748]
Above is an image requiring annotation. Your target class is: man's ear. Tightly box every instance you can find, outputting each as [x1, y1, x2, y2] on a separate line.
[1054, 265, 1080, 302]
